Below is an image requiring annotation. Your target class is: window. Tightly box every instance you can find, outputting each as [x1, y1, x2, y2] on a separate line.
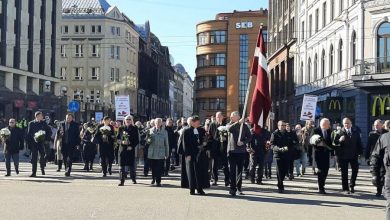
[323, 2, 327, 28]
[196, 77, 207, 89]
[110, 68, 115, 81]
[197, 55, 207, 67]
[210, 31, 226, 44]
[197, 99, 207, 110]
[73, 90, 84, 100]
[352, 31, 357, 66]
[307, 58, 311, 83]
[301, 21, 305, 41]
[111, 26, 116, 35]
[339, 0, 343, 15]
[115, 68, 120, 82]
[209, 53, 226, 66]
[91, 67, 99, 80]
[63, 25, 69, 34]
[315, 9, 319, 33]
[216, 75, 225, 88]
[309, 15, 312, 37]
[110, 46, 115, 58]
[75, 44, 83, 57]
[116, 46, 120, 59]
[209, 99, 217, 110]
[331, 0, 335, 20]
[299, 62, 303, 84]
[91, 44, 100, 57]
[61, 45, 66, 57]
[91, 25, 97, 34]
[90, 90, 95, 103]
[116, 27, 121, 36]
[75, 25, 79, 33]
[74, 67, 83, 80]
[339, 39, 343, 71]
[321, 50, 325, 78]
[377, 22, 390, 71]
[329, 44, 334, 75]
[197, 32, 208, 46]
[80, 25, 85, 34]
[97, 25, 102, 33]
[314, 54, 318, 81]
[60, 67, 67, 80]
[239, 34, 249, 111]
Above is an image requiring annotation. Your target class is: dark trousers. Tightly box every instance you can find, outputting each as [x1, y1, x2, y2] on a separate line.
[62, 146, 75, 174]
[228, 153, 245, 192]
[150, 159, 164, 184]
[276, 158, 288, 189]
[315, 150, 330, 191]
[249, 153, 264, 182]
[119, 149, 136, 181]
[165, 150, 172, 174]
[31, 144, 46, 174]
[186, 159, 202, 191]
[4, 152, 19, 175]
[288, 158, 294, 177]
[308, 145, 313, 165]
[264, 162, 272, 178]
[100, 154, 113, 175]
[143, 147, 150, 175]
[339, 158, 359, 191]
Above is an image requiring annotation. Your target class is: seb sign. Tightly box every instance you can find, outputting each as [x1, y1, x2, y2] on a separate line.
[236, 21, 254, 29]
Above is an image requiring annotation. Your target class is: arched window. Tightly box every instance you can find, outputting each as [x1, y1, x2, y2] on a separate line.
[308, 58, 311, 83]
[321, 49, 325, 78]
[339, 39, 343, 71]
[351, 31, 357, 66]
[377, 22, 390, 71]
[314, 54, 318, 81]
[329, 44, 334, 75]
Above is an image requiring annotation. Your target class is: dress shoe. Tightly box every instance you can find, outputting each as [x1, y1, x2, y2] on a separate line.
[350, 187, 355, 194]
[212, 181, 218, 186]
[250, 179, 255, 184]
[4, 174, 10, 177]
[151, 179, 156, 185]
[56, 169, 61, 172]
[229, 190, 236, 196]
[41, 169, 45, 175]
[156, 183, 161, 187]
[190, 190, 195, 195]
[132, 180, 137, 184]
[238, 189, 245, 195]
[225, 181, 230, 187]
[278, 188, 284, 193]
[198, 190, 206, 195]
[256, 180, 263, 185]
[15, 170, 19, 175]
[376, 192, 382, 197]
[319, 189, 326, 194]
[30, 174, 36, 177]
[65, 172, 70, 177]
[102, 173, 107, 177]
[118, 183, 124, 186]
[342, 190, 350, 195]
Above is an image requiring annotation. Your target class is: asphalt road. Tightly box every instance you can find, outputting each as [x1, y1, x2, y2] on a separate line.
[0, 160, 385, 220]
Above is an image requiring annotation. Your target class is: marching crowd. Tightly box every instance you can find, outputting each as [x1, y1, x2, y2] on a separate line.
[0, 111, 389, 198]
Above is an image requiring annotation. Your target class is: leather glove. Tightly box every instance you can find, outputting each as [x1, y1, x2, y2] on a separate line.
[372, 176, 378, 186]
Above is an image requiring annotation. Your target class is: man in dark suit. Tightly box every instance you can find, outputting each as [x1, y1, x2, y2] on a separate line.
[333, 117, 363, 194]
[60, 113, 80, 177]
[2, 118, 24, 176]
[26, 111, 52, 177]
[311, 118, 333, 194]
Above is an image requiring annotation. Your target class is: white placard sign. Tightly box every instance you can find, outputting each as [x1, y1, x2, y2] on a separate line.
[115, 95, 130, 121]
[300, 94, 318, 121]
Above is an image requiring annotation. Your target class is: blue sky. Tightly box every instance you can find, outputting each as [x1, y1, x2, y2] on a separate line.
[108, 0, 268, 79]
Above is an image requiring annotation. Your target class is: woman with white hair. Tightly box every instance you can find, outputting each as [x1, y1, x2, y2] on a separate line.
[147, 118, 169, 187]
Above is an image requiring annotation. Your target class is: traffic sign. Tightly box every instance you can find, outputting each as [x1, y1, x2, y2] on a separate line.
[68, 101, 80, 112]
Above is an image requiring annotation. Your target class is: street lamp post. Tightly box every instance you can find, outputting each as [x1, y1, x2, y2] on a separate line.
[85, 95, 90, 123]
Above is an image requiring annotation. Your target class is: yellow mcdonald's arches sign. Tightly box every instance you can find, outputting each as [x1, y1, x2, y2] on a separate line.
[372, 96, 390, 117]
[328, 99, 342, 111]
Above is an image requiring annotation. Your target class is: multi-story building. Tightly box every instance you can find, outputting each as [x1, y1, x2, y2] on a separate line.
[183, 72, 194, 118]
[60, 0, 139, 122]
[268, 0, 297, 129]
[0, 0, 62, 120]
[173, 64, 185, 120]
[137, 22, 173, 121]
[195, 10, 268, 120]
[294, 0, 390, 143]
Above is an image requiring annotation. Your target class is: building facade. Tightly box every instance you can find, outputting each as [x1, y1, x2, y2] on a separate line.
[195, 10, 268, 119]
[60, 0, 139, 122]
[294, 0, 390, 143]
[268, 0, 297, 129]
[0, 0, 62, 120]
[183, 72, 194, 118]
[137, 22, 173, 121]
[173, 64, 185, 120]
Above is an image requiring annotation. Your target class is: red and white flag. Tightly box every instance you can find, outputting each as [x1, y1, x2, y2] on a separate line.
[249, 27, 272, 135]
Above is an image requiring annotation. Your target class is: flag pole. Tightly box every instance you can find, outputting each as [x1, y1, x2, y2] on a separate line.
[238, 75, 253, 142]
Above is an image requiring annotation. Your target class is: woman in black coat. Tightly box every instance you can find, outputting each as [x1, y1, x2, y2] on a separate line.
[117, 115, 139, 186]
[183, 116, 210, 195]
[81, 122, 97, 171]
[95, 117, 115, 177]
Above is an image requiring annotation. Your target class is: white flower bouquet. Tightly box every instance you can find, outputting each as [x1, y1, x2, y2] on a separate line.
[121, 131, 130, 145]
[0, 128, 11, 142]
[100, 125, 111, 142]
[217, 126, 228, 142]
[34, 130, 46, 143]
[87, 125, 97, 134]
[310, 134, 332, 150]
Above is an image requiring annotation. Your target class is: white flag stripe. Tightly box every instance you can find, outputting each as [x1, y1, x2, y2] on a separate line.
[258, 53, 269, 74]
[258, 110, 264, 127]
[254, 47, 261, 57]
